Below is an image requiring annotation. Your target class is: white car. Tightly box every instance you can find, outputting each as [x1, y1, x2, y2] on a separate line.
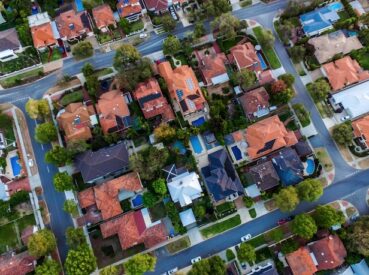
[191, 256, 202, 264]
[139, 33, 148, 38]
[340, 115, 350, 121]
[167, 267, 178, 274]
[241, 234, 252, 242]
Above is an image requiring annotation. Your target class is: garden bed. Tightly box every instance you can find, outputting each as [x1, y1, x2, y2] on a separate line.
[248, 208, 257, 218]
[0, 48, 40, 74]
[60, 90, 84, 106]
[246, 234, 266, 248]
[201, 214, 241, 238]
[165, 236, 190, 254]
[292, 103, 311, 127]
[40, 49, 63, 64]
[0, 68, 44, 88]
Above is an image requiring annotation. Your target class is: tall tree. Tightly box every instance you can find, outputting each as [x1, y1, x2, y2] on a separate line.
[28, 229, 57, 258]
[161, 14, 177, 32]
[53, 172, 74, 192]
[153, 124, 177, 143]
[346, 216, 369, 256]
[152, 178, 167, 196]
[203, 0, 231, 17]
[271, 80, 287, 94]
[256, 27, 275, 48]
[35, 122, 57, 144]
[308, 79, 331, 102]
[65, 245, 97, 275]
[291, 214, 317, 240]
[63, 199, 79, 217]
[297, 179, 323, 202]
[100, 265, 119, 275]
[234, 68, 256, 90]
[211, 13, 241, 40]
[86, 75, 100, 97]
[45, 146, 73, 166]
[81, 62, 94, 77]
[189, 256, 226, 275]
[274, 186, 300, 212]
[124, 253, 157, 275]
[163, 35, 181, 55]
[237, 243, 256, 264]
[332, 122, 353, 145]
[194, 22, 206, 38]
[113, 44, 141, 71]
[35, 259, 61, 275]
[66, 227, 87, 249]
[313, 205, 345, 229]
[72, 41, 94, 60]
[143, 191, 158, 208]
[289, 45, 306, 63]
[278, 74, 295, 87]
[25, 98, 50, 120]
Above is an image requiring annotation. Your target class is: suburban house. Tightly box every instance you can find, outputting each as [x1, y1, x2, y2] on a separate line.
[299, 1, 343, 37]
[0, 178, 31, 202]
[286, 235, 347, 274]
[352, 115, 369, 150]
[293, 140, 313, 159]
[248, 161, 280, 192]
[239, 87, 270, 120]
[228, 42, 262, 72]
[97, 90, 131, 134]
[57, 102, 97, 142]
[322, 56, 369, 92]
[92, 4, 117, 32]
[133, 78, 175, 123]
[193, 46, 229, 87]
[75, 142, 130, 184]
[329, 80, 369, 119]
[0, 28, 22, 62]
[202, 149, 244, 204]
[100, 208, 168, 250]
[55, 9, 92, 42]
[78, 172, 142, 223]
[179, 208, 196, 228]
[350, 0, 366, 16]
[117, 0, 143, 22]
[245, 115, 298, 160]
[157, 61, 208, 125]
[167, 171, 203, 207]
[308, 30, 363, 64]
[28, 12, 58, 50]
[144, 0, 187, 13]
[0, 251, 35, 275]
[271, 147, 304, 186]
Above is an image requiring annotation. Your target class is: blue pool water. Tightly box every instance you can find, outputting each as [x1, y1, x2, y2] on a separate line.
[173, 140, 186, 155]
[328, 1, 344, 11]
[231, 146, 242, 161]
[192, 117, 206, 127]
[305, 158, 315, 175]
[75, 0, 84, 12]
[347, 31, 358, 37]
[190, 135, 203, 154]
[10, 156, 21, 177]
[131, 194, 143, 207]
[257, 52, 268, 70]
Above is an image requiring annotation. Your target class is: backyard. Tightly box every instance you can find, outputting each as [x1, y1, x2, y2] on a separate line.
[201, 214, 241, 238]
[253, 26, 281, 69]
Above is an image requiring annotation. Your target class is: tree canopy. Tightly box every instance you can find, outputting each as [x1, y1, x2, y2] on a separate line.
[346, 216, 369, 256]
[289, 45, 306, 63]
[45, 146, 73, 166]
[35, 122, 57, 144]
[63, 199, 79, 217]
[332, 122, 353, 145]
[152, 178, 167, 196]
[163, 35, 181, 55]
[143, 191, 158, 208]
[274, 186, 300, 212]
[53, 172, 74, 192]
[65, 245, 97, 275]
[203, 0, 231, 17]
[66, 227, 87, 249]
[81, 62, 94, 77]
[28, 229, 57, 258]
[100, 265, 119, 275]
[35, 259, 61, 275]
[237, 243, 256, 264]
[113, 44, 141, 71]
[234, 68, 256, 90]
[256, 27, 275, 48]
[124, 253, 157, 275]
[307, 79, 331, 103]
[297, 179, 323, 202]
[72, 41, 94, 60]
[153, 124, 177, 143]
[161, 14, 177, 32]
[189, 256, 226, 275]
[278, 73, 295, 87]
[25, 98, 50, 120]
[211, 13, 241, 40]
[291, 213, 317, 240]
[313, 205, 345, 229]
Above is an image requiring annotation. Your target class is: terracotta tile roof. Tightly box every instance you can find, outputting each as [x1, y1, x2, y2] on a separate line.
[92, 4, 116, 29]
[323, 56, 369, 92]
[97, 90, 130, 134]
[309, 235, 347, 271]
[6, 178, 31, 195]
[157, 62, 207, 116]
[194, 47, 228, 85]
[30, 22, 56, 49]
[56, 10, 91, 40]
[286, 247, 318, 275]
[100, 210, 168, 250]
[0, 251, 35, 275]
[232, 130, 246, 142]
[133, 78, 175, 122]
[144, 0, 169, 12]
[117, 0, 142, 18]
[78, 172, 142, 220]
[246, 115, 298, 160]
[258, 70, 275, 85]
[352, 115, 369, 148]
[239, 87, 270, 118]
[228, 42, 261, 71]
[57, 102, 93, 142]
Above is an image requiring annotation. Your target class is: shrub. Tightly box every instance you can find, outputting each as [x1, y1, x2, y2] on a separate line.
[243, 196, 254, 208]
[226, 249, 236, 261]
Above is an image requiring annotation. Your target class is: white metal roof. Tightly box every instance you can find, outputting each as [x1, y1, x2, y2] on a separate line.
[168, 171, 202, 207]
[179, 208, 196, 227]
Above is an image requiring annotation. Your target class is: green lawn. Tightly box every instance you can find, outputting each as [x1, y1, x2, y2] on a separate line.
[215, 202, 235, 214]
[0, 68, 43, 88]
[0, 48, 40, 74]
[246, 234, 266, 248]
[201, 214, 241, 238]
[253, 26, 281, 69]
[40, 49, 63, 64]
[217, 36, 244, 53]
[60, 90, 83, 106]
[93, 68, 114, 78]
[255, 247, 273, 263]
[165, 236, 190, 254]
[351, 49, 369, 70]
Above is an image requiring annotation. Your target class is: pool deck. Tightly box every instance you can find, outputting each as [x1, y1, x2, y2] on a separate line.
[226, 143, 249, 164]
[5, 149, 22, 179]
[189, 135, 207, 156]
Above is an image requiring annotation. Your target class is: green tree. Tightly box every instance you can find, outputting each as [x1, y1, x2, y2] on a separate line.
[9, 190, 30, 208]
[226, 249, 236, 261]
[53, 172, 74, 192]
[66, 227, 86, 249]
[194, 22, 206, 38]
[203, 0, 231, 17]
[153, 123, 177, 142]
[308, 79, 331, 102]
[28, 229, 57, 258]
[0, 157, 6, 169]
[63, 199, 79, 217]
[45, 146, 73, 167]
[16, 23, 32, 46]
[237, 243, 256, 264]
[152, 178, 167, 196]
[65, 245, 97, 275]
[100, 265, 119, 275]
[81, 62, 94, 77]
[297, 179, 323, 202]
[346, 216, 369, 256]
[359, 28, 369, 45]
[143, 191, 158, 208]
[277, 21, 294, 44]
[274, 186, 300, 212]
[193, 204, 206, 219]
[257, 28, 275, 48]
[161, 14, 177, 32]
[291, 213, 317, 240]
[189, 256, 226, 275]
[26, 98, 50, 119]
[124, 253, 156, 275]
[281, 239, 299, 254]
[67, 140, 90, 155]
[163, 35, 181, 56]
[72, 41, 94, 60]
[86, 75, 99, 97]
[267, 228, 284, 242]
[113, 44, 141, 71]
[313, 205, 345, 229]
[119, 18, 131, 33]
[278, 73, 295, 87]
[35, 122, 57, 144]
[271, 87, 294, 104]
[235, 68, 256, 90]
[0, 112, 12, 129]
[35, 259, 61, 275]
[211, 13, 241, 40]
[289, 45, 306, 63]
[333, 121, 353, 145]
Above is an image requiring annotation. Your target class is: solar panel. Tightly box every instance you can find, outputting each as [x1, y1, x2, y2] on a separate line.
[257, 139, 276, 154]
[176, 89, 184, 100]
[138, 93, 161, 107]
[179, 100, 188, 112]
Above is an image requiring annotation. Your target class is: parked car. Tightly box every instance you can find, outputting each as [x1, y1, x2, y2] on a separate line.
[191, 256, 201, 264]
[240, 262, 247, 269]
[139, 33, 147, 38]
[167, 267, 178, 274]
[277, 216, 293, 225]
[340, 115, 350, 121]
[241, 234, 252, 242]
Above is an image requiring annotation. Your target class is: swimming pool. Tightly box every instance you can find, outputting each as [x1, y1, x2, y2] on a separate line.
[75, 0, 84, 12]
[192, 117, 206, 127]
[10, 156, 21, 177]
[231, 146, 242, 161]
[305, 158, 315, 175]
[172, 140, 186, 155]
[328, 1, 344, 12]
[257, 52, 268, 70]
[190, 135, 203, 154]
[131, 194, 143, 208]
